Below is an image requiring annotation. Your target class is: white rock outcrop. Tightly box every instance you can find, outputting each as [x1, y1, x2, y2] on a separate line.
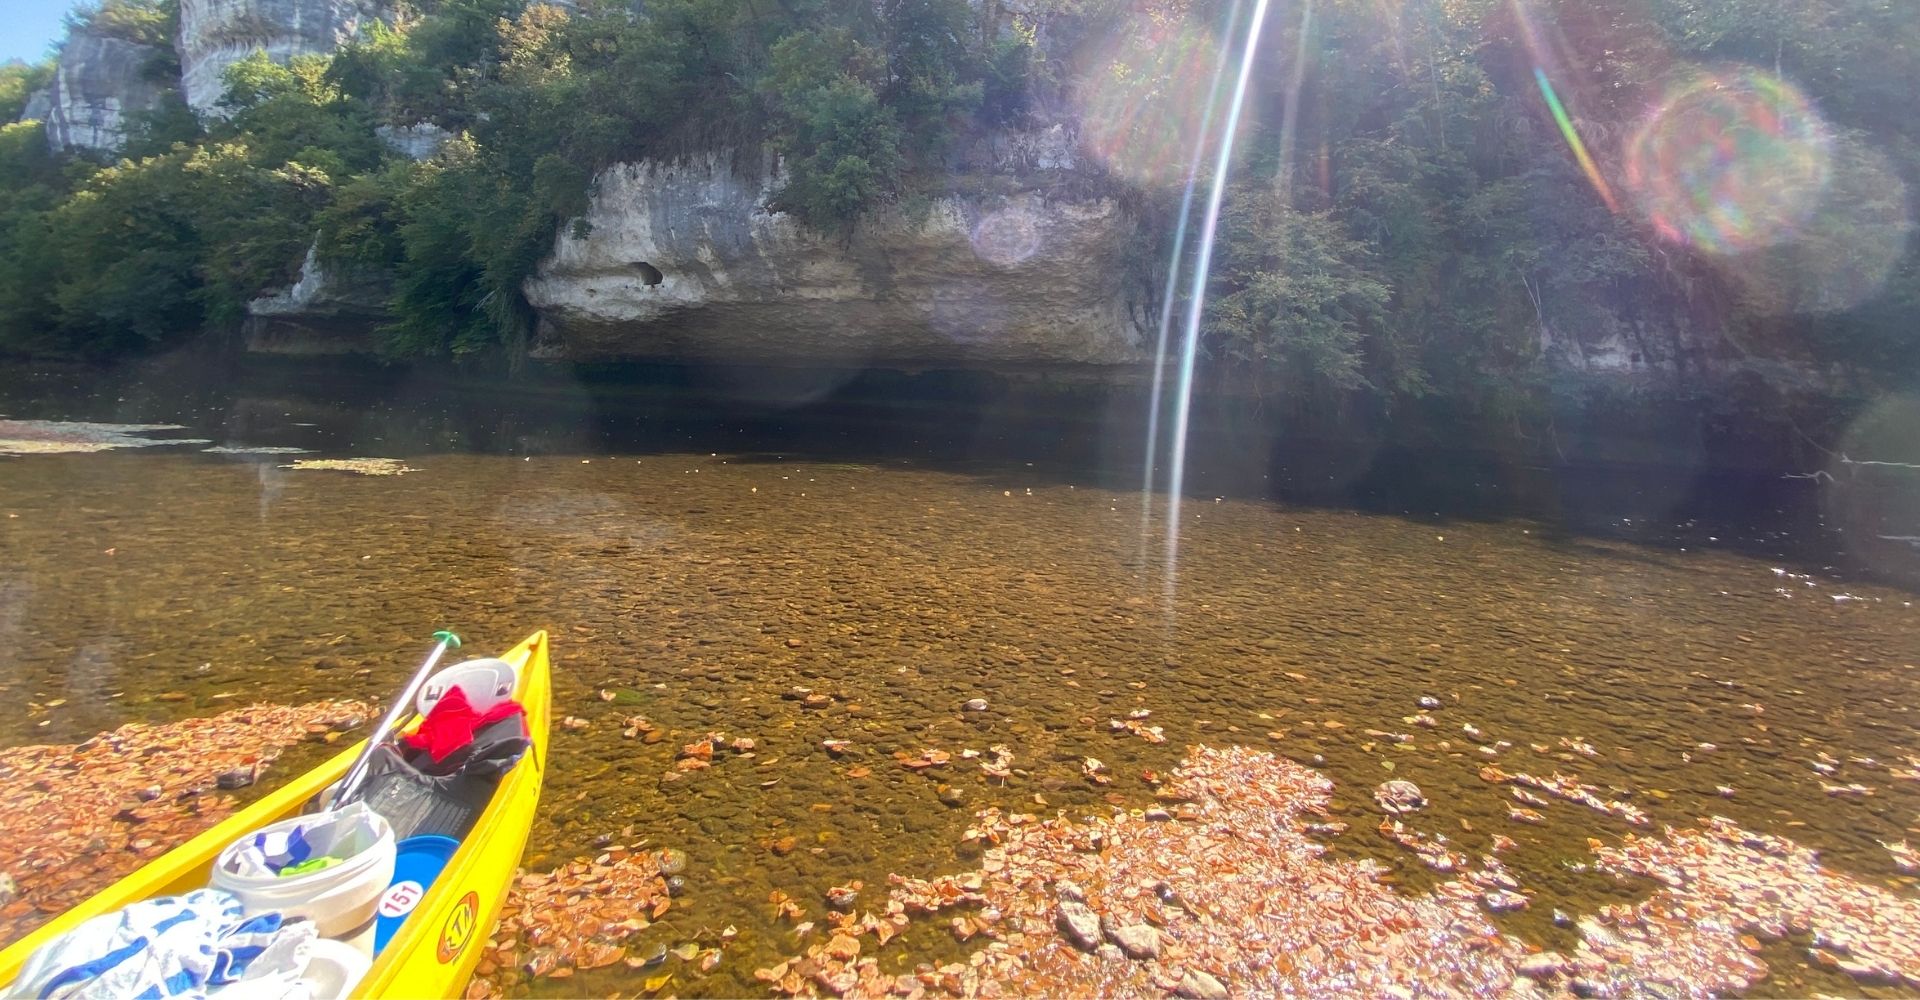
[20, 87, 55, 124]
[523, 150, 1149, 368]
[374, 122, 451, 161]
[177, 0, 383, 113]
[37, 31, 170, 151]
[244, 243, 389, 354]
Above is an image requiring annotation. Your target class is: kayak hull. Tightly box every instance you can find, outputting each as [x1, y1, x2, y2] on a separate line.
[0, 630, 551, 998]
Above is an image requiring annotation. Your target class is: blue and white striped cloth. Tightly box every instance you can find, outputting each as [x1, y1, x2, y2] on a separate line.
[3, 889, 315, 1000]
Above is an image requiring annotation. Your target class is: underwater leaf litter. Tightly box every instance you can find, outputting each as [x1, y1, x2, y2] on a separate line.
[3, 451, 1919, 996]
[0, 701, 372, 943]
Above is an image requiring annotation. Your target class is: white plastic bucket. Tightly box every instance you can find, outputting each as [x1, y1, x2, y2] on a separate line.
[210, 804, 396, 956]
[416, 658, 518, 716]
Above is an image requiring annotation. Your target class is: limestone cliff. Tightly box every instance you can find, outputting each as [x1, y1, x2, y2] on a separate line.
[36, 31, 171, 152]
[522, 141, 1151, 369]
[244, 244, 389, 354]
[20, 87, 54, 125]
[177, 0, 383, 114]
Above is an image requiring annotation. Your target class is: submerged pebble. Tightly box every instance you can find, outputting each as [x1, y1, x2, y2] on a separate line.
[6, 448, 1918, 996]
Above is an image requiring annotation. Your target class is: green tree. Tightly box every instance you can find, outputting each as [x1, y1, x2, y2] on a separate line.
[45, 143, 326, 354]
[1, 61, 54, 122]
[1208, 182, 1391, 393]
[216, 52, 384, 174]
[0, 122, 69, 354]
[63, 0, 177, 49]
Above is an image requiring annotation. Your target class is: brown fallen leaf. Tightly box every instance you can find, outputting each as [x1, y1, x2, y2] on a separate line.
[577, 940, 624, 969]
[826, 933, 861, 960]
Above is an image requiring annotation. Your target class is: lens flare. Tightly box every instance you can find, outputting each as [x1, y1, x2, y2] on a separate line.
[1624, 68, 1834, 255]
[969, 205, 1043, 267]
[1535, 69, 1619, 213]
[1727, 137, 1911, 315]
[1141, 0, 1243, 551]
[1506, 0, 1619, 212]
[1165, 0, 1276, 593]
[1076, 13, 1228, 188]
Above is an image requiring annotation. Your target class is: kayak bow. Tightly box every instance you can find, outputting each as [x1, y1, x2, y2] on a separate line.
[0, 630, 552, 998]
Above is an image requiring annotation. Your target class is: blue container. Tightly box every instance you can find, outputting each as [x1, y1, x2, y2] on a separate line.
[372, 835, 460, 953]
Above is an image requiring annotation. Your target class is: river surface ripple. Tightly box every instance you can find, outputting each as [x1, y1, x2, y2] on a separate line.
[2, 443, 1917, 995]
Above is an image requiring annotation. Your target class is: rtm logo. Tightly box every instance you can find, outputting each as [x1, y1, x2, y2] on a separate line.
[437, 892, 480, 964]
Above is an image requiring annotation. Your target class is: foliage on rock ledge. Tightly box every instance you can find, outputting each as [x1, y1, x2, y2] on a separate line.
[0, 0, 1915, 427]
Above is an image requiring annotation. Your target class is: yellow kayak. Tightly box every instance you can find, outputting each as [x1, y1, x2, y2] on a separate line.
[0, 630, 551, 998]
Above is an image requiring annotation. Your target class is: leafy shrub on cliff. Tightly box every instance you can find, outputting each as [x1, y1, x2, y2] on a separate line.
[379, 141, 495, 357]
[217, 52, 384, 175]
[1207, 185, 1391, 395]
[768, 75, 906, 229]
[1, 61, 54, 122]
[64, 0, 184, 86]
[0, 0, 1033, 359]
[24, 143, 326, 356]
[309, 0, 1015, 353]
[63, 0, 177, 50]
[0, 122, 66, 355]
[1, 0, 1917, 417]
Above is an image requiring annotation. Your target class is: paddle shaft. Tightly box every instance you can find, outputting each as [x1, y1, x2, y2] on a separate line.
[333, 630, 461, 806]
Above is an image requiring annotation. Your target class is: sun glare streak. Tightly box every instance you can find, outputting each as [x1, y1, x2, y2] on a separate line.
[1505, 0, 1565, 78]
[1164, 0, 1277, 596]
[1535, 67, 1620, 213]
[1141, 1, 1245, 550]
[1276, 0, 1314, 197]
[1507, 0, 1618, 213]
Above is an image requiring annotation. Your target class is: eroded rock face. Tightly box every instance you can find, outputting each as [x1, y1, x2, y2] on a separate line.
[374, 122, 451, 161]
[177, 0, 384, 113]
[244, 244, 390, 354]
[522, 148, 1151, 368]
[39, 31, 170, 151]
[20, 87, 54, 125]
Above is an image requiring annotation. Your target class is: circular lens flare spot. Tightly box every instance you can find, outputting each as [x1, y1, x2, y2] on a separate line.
[1728, 138, 1911, 315]
[970, 206, 1043, 267]
[1625, 68, 1833, 254]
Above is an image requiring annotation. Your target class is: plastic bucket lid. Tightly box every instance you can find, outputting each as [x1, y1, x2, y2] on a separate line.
[373, 835, 460, 952]
[300, 937, 372, 1000]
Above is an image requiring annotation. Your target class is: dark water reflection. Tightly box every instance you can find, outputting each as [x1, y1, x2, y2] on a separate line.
[2, 357, 1918, 996]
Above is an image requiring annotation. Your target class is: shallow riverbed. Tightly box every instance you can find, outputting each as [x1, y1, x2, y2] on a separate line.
[2, 407, 1918, 996]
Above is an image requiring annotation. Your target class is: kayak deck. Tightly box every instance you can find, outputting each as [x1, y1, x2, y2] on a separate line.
[0, 630, 551, 998]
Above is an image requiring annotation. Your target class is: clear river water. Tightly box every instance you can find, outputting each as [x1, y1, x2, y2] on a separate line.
[1, 358, 1917, 996]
